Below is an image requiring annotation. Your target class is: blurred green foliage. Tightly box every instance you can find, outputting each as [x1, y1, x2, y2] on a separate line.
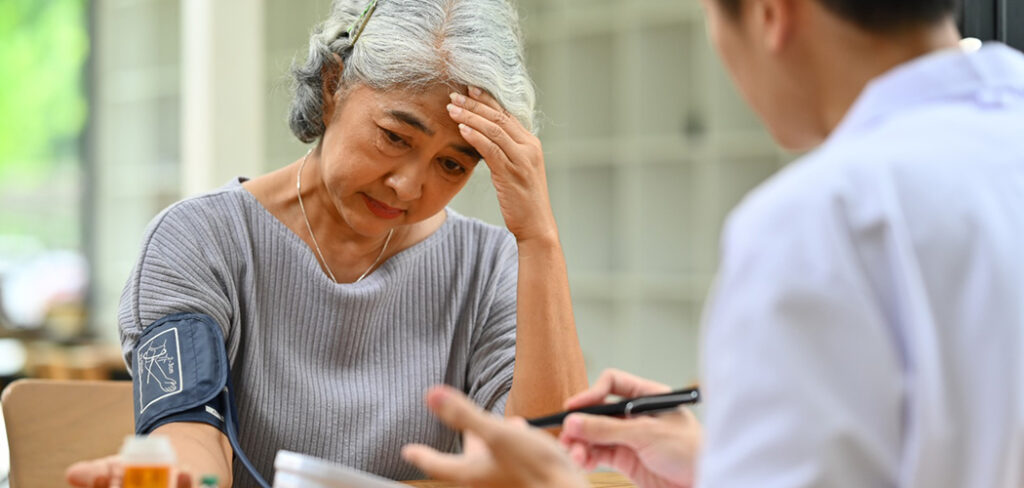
[0, 0, 88, 179]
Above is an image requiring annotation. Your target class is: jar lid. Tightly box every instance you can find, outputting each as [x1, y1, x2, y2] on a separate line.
[119, 435, 176, 465]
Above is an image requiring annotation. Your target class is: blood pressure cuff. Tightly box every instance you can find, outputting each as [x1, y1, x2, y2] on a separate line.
[130, 313, 271, 488]
[131, 313, 229, 435]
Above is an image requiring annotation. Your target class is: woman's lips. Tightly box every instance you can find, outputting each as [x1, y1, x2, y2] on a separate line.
[361, 193, 404, 219]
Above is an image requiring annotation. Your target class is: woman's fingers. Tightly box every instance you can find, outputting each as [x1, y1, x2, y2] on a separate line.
[455, 87, 532, 144]
[448, 88, 539, 169]
[66, 455, 122, 488]
[65, 450, 199, 488]
[447, 100, 531, 174]
[450, 114, 514, 172]
[448, 86, 554, 243]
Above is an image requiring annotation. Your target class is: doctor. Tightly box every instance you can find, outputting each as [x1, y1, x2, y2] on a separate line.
[402, 0, 1024, 486]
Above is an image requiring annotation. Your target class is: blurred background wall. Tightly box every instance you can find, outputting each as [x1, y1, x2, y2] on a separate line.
[0, 0, 791, 394]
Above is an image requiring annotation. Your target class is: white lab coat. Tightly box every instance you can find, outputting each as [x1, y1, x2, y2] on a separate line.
[699, 44, 1024, 487]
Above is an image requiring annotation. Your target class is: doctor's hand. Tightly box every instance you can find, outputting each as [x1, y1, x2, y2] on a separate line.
[402, 385, 588, 488]
[65, 455, 193, 488]
[447, 87, 556, 244]
[558, 369, 702, 488]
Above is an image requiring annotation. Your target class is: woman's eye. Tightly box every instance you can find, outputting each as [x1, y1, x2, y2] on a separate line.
[381, 128, 408, 148]
[441, 159, 466, 175]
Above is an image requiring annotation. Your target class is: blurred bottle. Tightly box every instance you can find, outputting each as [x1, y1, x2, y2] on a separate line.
[120, 435, 176, 488]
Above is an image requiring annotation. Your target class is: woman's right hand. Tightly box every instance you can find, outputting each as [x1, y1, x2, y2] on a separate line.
[447, 87, 557, 245]
[558, 369, 703, 488]
[66, 418, 230, 487]
[65, 455, 122, 487]
[65, 455, 193, 487]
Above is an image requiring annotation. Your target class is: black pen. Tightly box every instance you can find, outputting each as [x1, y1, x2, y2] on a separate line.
[526, 387, 701, 428]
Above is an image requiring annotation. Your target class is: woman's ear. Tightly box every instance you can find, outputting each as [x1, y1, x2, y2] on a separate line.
[321, 53, 344, 125]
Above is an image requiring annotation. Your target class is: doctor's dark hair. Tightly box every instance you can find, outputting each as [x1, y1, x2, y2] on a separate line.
[714, 0, 959, 33]
[288, 0, 537, 143]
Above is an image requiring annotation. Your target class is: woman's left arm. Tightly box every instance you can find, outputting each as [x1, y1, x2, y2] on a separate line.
[448, 87, 588, 418]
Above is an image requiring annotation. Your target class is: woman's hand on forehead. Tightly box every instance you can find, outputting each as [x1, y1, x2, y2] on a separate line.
[447, 87, 557, 243]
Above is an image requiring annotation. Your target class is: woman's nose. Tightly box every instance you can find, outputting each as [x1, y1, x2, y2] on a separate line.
[384, 160, 425, 202]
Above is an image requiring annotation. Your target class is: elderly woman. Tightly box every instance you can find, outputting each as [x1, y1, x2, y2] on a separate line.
[66, 0, 586, 486]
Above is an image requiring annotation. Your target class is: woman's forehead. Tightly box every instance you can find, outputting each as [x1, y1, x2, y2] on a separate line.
[354, 84, 460, 123]
[340, 84, 470, 148]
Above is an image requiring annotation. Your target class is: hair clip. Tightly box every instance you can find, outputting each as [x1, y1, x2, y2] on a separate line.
[347, 0, 379, 45]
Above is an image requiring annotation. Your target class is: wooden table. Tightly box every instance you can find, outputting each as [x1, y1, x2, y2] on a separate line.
[404, 472, 635, 487]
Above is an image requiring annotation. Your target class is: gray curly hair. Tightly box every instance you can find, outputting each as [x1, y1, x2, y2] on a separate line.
[289, 0, 537, 143]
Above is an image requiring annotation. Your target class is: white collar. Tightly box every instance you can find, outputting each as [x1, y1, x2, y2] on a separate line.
[828, 43, 1024, 143]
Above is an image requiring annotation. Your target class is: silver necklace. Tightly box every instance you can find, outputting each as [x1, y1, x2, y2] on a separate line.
[296, 151, 395, 283]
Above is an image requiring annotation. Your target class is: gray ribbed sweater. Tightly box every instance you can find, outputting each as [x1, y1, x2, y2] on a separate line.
[118, 179, 518, 485]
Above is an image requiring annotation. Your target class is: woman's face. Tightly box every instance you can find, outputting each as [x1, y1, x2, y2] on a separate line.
[318, 83, 481, 237]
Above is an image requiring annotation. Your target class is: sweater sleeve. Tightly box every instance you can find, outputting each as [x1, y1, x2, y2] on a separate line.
[118, 200, 237, 372]
[464, 232, 518, 413]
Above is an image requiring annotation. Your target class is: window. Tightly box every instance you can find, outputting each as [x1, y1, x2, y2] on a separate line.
[0, 0, 90, 339]
[959, 0, 1024, 50]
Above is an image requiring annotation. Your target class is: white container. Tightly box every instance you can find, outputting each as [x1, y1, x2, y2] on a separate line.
[272, 450, 406, 488]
